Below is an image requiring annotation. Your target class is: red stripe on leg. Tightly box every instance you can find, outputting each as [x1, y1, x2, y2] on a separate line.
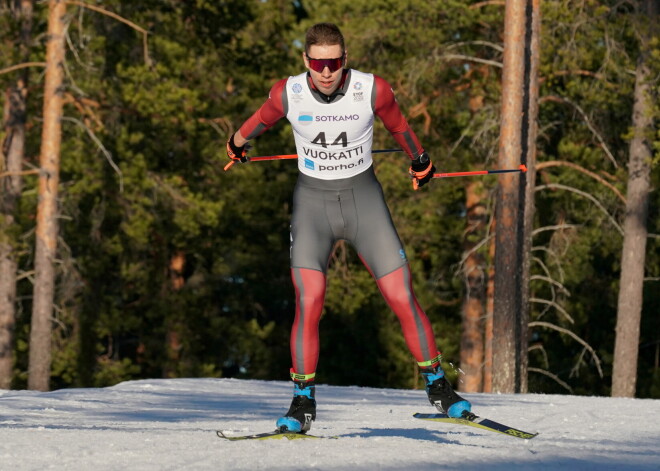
[290, 268, 327, 375]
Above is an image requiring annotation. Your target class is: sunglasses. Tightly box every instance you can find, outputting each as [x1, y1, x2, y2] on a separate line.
[306, 53, 345, 73]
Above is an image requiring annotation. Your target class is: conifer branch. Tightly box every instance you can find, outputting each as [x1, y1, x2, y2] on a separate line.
[64, 1, 151, 66]
[535, 183, 623, 235]
[60, 116, 123, 192]
[537, 160, 625, 203]
[439, 54, 503, 69]
[0, 62, 46, 76]
[540, 95, 618, 168]
[530, 297, 575, 324]
[528, 367, 574, 393]
[527, 344, 550, 369]
[532, 256, 556, 283]
[532, 224, 581, 236]
[529, 321, 603, 378]
[530, 275, 571, 296]
[445, 41, 504, 53]
[0, 169, 40, 179]
[469, 1, 506, 9]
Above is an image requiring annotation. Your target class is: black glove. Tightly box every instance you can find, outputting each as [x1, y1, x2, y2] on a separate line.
[226, 133, 250, 163]
[408, 152, 435, 189]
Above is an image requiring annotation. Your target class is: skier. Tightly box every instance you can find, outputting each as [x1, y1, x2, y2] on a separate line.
[226, 22, 471, 433]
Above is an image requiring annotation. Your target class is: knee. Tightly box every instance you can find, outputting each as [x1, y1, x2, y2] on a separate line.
[292, 268, 327, 310]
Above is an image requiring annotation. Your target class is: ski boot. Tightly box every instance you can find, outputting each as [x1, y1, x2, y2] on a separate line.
[276, 381, 316, 433]
[421, 366, 472, 419]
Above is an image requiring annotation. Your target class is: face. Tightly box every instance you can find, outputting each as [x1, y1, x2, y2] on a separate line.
[303, 44, 346, 95]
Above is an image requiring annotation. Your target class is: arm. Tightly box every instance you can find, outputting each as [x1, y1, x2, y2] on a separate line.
[372, 76, 434, 188]
[372, 75, 424, 159]
[238, 79, 288, 143]
[228, 79, 288, 157]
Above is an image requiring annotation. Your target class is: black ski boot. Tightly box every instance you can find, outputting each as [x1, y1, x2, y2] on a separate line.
[421, 366, 472, 418]
[276, 381, 316, 433]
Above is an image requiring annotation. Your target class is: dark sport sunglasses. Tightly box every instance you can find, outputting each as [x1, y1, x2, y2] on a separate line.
[306, 53, 345, 73]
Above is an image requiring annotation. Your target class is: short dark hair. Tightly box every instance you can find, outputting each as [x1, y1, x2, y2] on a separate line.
[304, 23, 345, 55]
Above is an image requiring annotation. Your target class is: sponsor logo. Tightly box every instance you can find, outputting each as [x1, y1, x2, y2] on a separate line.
[292, 83, 303, 94]
[354, 82, 363, 90]
[298, 112, 314, 126]
[314, 114, 360, 122]
[399, 249, 407, 261]
[304, 158, 315, 170]
[317, 159, 365, 172]
[302, 146, 364, 160]
[353, 92, 364, 102]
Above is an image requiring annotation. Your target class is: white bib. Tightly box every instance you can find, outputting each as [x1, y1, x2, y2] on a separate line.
[285, 70, 375, 180]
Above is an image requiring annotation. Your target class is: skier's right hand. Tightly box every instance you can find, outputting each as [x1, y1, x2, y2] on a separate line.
[226, 133, 250, 163]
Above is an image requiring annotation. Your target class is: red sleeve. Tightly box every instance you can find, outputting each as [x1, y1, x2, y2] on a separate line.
[372, 75, 424, 160]
[239, 79, 287, 140]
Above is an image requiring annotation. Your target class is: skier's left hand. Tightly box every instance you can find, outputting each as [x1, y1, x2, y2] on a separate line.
[409, 152, 435, 189]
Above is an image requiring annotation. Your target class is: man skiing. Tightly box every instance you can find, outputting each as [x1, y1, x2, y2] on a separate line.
[226, 22, 471, 433]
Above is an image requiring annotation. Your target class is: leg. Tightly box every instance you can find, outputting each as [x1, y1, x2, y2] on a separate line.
[278, 183, 335, 432]
[289, 181, 336, 377]
[375, 264, 440, 366]
[290, 267, 326, 377]
[347, 172, 472, 418]
[347, 173, 440, 366]
[377, 265, 471, 417]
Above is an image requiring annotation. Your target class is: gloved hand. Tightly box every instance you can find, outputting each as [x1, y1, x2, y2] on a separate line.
[408, 152, 435, 189]
[226, 133, 250, 163]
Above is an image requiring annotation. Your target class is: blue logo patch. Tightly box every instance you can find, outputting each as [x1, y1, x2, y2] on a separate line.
[304, 158, 315, 170]
[399, 249, 407, 261]
[298, 112, 313, 126]
[292, 83, 303, 94]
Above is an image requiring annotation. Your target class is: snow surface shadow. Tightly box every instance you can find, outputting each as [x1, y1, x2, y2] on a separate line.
[339, 427, 484, 446]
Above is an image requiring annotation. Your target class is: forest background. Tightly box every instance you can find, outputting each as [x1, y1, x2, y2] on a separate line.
[0, 0, 658, 398]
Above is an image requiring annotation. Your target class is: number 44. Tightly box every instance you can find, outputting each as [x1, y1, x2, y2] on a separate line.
[311, 132, 347, 148]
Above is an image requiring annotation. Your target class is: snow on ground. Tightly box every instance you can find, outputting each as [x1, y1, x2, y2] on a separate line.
[0, 378, 659, 470]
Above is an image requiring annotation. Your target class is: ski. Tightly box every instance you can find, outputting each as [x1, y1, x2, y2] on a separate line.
[216, 430, 331, 441]
[414, 412, 538, 439]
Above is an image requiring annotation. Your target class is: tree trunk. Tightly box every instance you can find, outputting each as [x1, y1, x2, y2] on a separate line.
[492, 0, 539, 394]
[459, 182, 487, 392]
[0, 0, 33, 390]
[28, 0, 66, 391]
[164, 251, 185, 378]
[482, 217, 496, 393]
[611, 0, 658, 398]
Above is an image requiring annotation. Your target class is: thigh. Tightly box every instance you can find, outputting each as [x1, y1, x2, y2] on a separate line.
[351, 179, 407, 278]
[290, 184, 336, 273]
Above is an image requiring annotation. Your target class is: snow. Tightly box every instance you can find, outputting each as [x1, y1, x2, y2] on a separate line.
[0, 378, 658, 470]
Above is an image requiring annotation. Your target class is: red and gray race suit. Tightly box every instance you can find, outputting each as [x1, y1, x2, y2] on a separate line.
[238, 69, 441, 378]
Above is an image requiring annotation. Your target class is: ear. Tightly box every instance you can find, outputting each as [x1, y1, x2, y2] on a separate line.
[303, 51, 310, 69]
[343, 50, 348, 68]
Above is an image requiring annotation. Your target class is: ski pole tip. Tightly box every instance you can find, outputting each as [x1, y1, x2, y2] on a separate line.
[224, 160, 235, 171]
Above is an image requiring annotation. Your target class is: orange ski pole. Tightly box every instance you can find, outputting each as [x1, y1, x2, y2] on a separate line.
[433, 164, 527, 178]
[224, 149, 403, 171]
[412, 164, 528, 190]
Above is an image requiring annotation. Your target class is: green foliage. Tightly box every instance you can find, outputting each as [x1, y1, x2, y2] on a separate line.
[1, 0, 657, 398]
